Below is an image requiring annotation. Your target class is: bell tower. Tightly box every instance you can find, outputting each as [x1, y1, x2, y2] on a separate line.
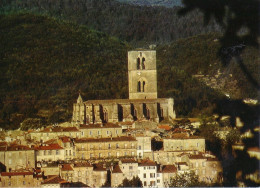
[128, 50, 157, 99]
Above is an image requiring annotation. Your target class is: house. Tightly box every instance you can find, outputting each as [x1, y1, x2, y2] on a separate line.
[0, 170, 42, 187]
[41, 175, 68, 188]
[79, 123, 122, 138]
[138, 159, 160, 187]
[163, 133, 205, 152]
[35, 143, 65, 162]
[136, 135, 151, 159]
[111, 164, 124, 187]
[74, 136, 137, 160]
[92, 163, 107, 187]
[29, 127, 81, 142]
[0, 144, 35, 172]
[119, 159, 139, 181]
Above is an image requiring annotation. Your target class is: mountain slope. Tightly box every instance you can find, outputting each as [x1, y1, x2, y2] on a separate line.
[0, 0, 220, 47]
[0, 13, 129, 129]
[117, 0, 182, 8]
[157, 33, 260, 100]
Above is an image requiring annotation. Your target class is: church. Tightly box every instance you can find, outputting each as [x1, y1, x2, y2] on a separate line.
[72, 50, 176, 124]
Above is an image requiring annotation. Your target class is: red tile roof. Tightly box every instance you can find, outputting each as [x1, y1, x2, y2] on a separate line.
[0, 145, 32, 151]
[93, 163, 106, 171]
[42, 175, 68, 184]
[121, 159, 137, 163]
[139, 159, 157, 166]
[161, 165, 177, 173]
[189, 154, 206, 160]
[158, 125, 172, 131]
[74, 162, 92, 168]
[35, 144, 63, 150]
[75, 136, 136, 143]
[61, 164, 73, 171]
[112, 165, 122, 173]
[44, 139, 58, 145]
[59, 136, 72, 143]
[1, 171, 33, 176]
[0, 142, 7, 147]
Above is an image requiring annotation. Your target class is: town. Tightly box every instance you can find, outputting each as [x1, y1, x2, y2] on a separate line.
[0, 50, 258, 187]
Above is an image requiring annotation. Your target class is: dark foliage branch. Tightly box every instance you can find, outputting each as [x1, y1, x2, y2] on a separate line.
[179, 0, 260, 89]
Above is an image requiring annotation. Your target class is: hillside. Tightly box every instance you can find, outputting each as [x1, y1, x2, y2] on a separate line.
[0, 13, 227, 130]
[0, 13, 129, 129]
[117, 0, 182, 7]
[0, 0, 220, 47]
[157, 33, 260, 100]
[1, 13, 258, 130]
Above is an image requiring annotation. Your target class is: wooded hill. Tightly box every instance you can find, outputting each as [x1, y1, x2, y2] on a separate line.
[117, 0, 183, 8]
[0, 13, 258, 130]
[0, 0, 220, 47]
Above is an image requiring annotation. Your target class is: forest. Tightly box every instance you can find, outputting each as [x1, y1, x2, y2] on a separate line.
[0, 0, 221, 46]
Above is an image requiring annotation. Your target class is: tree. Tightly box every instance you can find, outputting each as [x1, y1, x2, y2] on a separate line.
[118, 176, 142, 187]
[179, 1, 260, 186]
[170, 171, 207, 187]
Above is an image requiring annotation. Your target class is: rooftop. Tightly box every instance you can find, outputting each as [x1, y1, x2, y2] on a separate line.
[74, 136, 136, 143]
[161, 165, 177, 173]
[80, 123, 120, 129]
[121, 158, 137, 164]
[1, 171, 33, 176]
[42, 175, 68, 185]
[139, 159, 157, 167]
[35, 144, 63, 150]
[112, 165, 122, 173]
[61, 164, 73, 171]
[83, 98, 170, 104]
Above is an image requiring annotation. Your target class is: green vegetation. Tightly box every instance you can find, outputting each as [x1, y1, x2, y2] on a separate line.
[118, 176, 143, 187]
[0, 13, 258, 130]
[0, 13, 129, 129]
[0, 0, 220, 46]
[157, 33, 259, 99]
[170, 171, 208, 187]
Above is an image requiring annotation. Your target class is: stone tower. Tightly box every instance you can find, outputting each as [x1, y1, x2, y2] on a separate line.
[128, 50, 157, 99]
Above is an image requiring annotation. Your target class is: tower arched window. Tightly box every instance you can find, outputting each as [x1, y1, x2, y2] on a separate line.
[137, 81, 141, 92]
[143, 81, 145, 92]
[137, 58, 141, 70]
[142, 57, 145, 69]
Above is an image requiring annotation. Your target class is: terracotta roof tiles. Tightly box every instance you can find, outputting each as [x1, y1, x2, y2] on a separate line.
[36, 144, 63, 150]
[1, 171, 33, 176]
[161, 165, 177, 173]
[42, 175, 68, 184]
[121, 159, 137, 163]
[112, 165, 122, 173]
[61, 164, 73, 171]
[139, 159, 157, 166]
[75, 136, 136, 143]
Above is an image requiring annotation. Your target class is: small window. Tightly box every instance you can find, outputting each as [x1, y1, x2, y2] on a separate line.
[143, 81, 145, 92]
[137, 81, 141, 92]
[89, 131, 92, 136]
[144, 181, 147, 186]
[142, 57, 145, 69]
[143, 173, 146, 178]
[129, 166, 133, 170]
[137, 58, 141, 70]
